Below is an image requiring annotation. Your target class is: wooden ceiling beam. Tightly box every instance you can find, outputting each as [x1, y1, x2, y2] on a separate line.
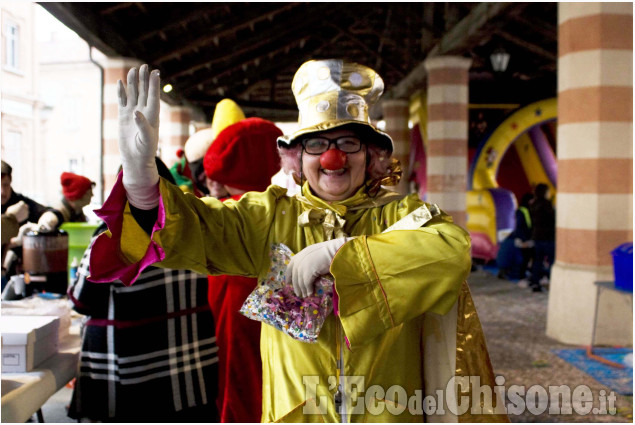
[208, 32, 346, 107]
[165, 3, 335, 81]
[177, 4, 342, 93]
[167, 38, 264, 80]
[310, 33, 345, 56]
[180, 36, 314, 95]
[496, 30, 557, 61]
[383, 2, 514, 102]
[327, 22, 405, 78]
[420, 3, 439, 53]
[174, 34, 310, 86]
[36, 3, 559, 121]
[508, 14, 557, 40]
[356, 7, 421, 63]
[99, 3, 135, 15]
[375, 7, 393, 71]
[133, 4, 229, 44]
[149, 3, 300, 64]
[330, 7, 406, 78]
[134, 3, 147, 14]
[185, 36, 333, 100]
[443, 2, 462, 32]
[427, 2, 513, 57]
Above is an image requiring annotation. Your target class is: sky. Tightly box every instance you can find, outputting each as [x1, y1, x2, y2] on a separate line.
[35, 4, 79, 42]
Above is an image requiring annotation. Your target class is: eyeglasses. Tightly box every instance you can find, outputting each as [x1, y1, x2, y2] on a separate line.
[301, 136, 363, 155]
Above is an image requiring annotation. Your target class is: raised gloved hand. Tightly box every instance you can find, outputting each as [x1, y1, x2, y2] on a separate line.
[5, 201, 29, 223]
[10, 222, 38, 246]
[118, 64, 161, 209]
[285, 237, 353, 297]
[37, 211, 59, 231]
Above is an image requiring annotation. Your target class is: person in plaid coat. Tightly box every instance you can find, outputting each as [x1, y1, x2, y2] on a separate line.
[67, 161, 219, 422]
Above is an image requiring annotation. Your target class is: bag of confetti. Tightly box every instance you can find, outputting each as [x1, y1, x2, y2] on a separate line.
[239, 243, 334, 343]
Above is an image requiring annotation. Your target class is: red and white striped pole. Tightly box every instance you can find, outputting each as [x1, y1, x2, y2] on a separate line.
[547, 2, 633, 345]
[424, 56, 471, 228]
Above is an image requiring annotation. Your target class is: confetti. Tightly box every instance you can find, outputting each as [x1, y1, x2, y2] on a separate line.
[240, 243, 334, 343]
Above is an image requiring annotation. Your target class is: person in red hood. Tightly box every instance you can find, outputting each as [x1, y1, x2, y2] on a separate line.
[9, 172, 95, 249]
[38, 172, 95, 230]
[202, 116, 283, 422]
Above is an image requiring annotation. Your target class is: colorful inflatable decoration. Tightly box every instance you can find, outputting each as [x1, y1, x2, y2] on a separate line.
[467, 98, 557, 261]
[408, 90, 428, 201]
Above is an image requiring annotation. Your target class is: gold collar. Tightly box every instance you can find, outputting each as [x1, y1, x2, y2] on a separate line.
[295, 182, 402, 239]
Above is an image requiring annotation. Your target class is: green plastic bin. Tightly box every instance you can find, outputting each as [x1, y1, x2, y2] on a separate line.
[60, 222, 100, 272]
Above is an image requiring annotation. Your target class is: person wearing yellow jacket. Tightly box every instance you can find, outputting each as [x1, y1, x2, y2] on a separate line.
[89, 60, 508, 422]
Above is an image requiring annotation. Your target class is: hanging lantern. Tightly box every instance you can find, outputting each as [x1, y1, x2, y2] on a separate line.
[490, 47, 510, 73]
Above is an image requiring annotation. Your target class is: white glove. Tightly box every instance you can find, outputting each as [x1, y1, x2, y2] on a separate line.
[118, 64, 161, 209]
[285, 237, 352, 297]
[10, 222, 38, 246]
[5, 201, 29, 223]
[37, 211, 59, 231]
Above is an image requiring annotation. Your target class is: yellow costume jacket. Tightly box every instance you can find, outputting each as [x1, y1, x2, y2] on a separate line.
[90, 176, 508, 423]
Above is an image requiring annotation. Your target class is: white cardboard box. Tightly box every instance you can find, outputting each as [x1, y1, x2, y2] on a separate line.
[1, 315, 60, 372]
[1, 297, 72, 342]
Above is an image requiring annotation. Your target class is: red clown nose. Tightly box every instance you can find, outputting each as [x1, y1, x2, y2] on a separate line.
[320, 149, 347, 170]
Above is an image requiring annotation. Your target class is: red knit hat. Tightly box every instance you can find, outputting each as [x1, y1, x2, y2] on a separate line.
[61, 172, 94, 201]
[203, 117, 283, 192]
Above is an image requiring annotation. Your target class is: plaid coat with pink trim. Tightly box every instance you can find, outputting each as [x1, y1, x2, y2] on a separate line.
[67, 228, 219, 422]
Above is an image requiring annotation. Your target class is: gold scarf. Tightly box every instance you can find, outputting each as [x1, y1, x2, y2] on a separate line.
[295, 182, 403, 240]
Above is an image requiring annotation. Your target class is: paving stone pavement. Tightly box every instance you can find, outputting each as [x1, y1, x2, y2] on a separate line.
[469, 268, 633, 423]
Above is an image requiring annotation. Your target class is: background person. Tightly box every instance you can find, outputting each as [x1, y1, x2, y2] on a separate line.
[36, 172, 95, 231]
[1, 201, 28, 245]
[1, 200, 29, 289]
[67, 158, 219, 422]
[179, 99, 245, 196]
[514, 192, 535, 286]
[529, 183, 555, 292]
[1, 160, 48, 226]
[497, 192, 534, 283]
[2, 160, 50, 280]
[202, 115, 283, 422]
[89, 61, 507, 422]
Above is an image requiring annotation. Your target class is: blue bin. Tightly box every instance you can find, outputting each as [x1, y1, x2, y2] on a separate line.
[611, 242, 633, 292]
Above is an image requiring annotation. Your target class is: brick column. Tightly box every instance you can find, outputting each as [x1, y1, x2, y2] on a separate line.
[423, 56, 471, 228]
[103, 57, 142, 196]
[547, 3, 633, 345]
[382, 99, 410, 195]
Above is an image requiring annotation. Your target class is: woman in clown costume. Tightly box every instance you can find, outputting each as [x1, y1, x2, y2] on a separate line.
[90, 59, 507, 423]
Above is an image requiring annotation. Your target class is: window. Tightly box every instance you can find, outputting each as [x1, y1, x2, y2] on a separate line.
[4, 21, 19, 69]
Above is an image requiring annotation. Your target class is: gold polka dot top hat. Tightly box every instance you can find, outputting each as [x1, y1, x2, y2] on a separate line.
[277, 59, 394, 152]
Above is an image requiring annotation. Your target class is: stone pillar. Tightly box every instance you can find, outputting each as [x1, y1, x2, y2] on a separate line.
[423, 56, 471, 228]
[547, 3, 633, 345]
[103, 57, 141, 196]
[382, 99, 410, 195]
[160, 105, 192, 169]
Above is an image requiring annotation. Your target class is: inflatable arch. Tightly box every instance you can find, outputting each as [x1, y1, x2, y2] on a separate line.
[467, 98, 557, 261]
